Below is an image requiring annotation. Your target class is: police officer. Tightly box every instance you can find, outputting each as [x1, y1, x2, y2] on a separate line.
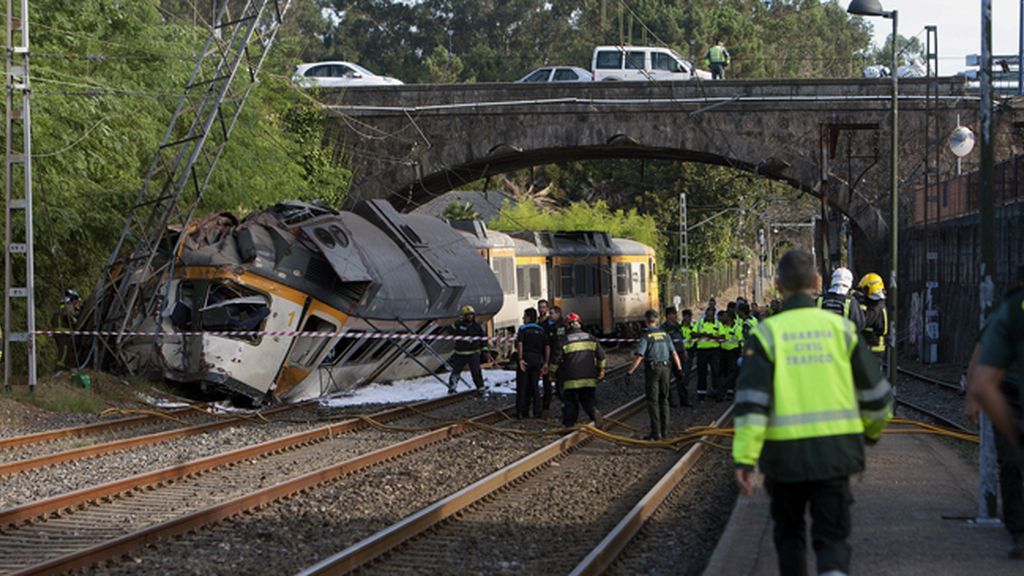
[694, 307, 724, 400]
[662, 306, 691, 407]
[968, 265, 1024, 559]
[856, 273, 889, 361]
[559, 313, 606, 427]
[542, 306, 566, 412]
[627, 309, 682, 440]
[734, 248, 893, 576]
[737, 300, 759, 340]
[447, 305, 488, 393]
[704, 39, 731, 79]
[817, 268, 865, 332]
[515, 308, 549, 419]
[719, 309, 742, 401]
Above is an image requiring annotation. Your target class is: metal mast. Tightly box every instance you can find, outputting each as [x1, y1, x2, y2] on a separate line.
[4, 0, 36, 391]
[88, 0, 292, 369]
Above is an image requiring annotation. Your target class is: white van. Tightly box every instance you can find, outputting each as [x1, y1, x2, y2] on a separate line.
[591, 45, 709, 81]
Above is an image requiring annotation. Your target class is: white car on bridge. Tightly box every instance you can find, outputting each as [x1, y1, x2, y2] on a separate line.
[292, 61, 404, 88]
[516, 66, 593, 83]
[591, 46, 710, 81]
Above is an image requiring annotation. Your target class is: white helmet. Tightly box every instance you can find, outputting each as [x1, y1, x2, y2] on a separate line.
[829, 268, 854, 295]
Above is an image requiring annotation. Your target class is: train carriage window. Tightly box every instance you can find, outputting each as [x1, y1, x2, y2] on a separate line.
[517, 267, 529, 301]
[492, 257, 515, 295]
[591, 265, 600, 296]
[529, 266, 542, 299]
[640, 264, 647, 293]
[288, 316, 337, 368]
[561, 265, 574, 298]
[574, 264, 587, 296]
[616, 263, 630, 295]
[325, 330, 361, 365]
[200, 282, 271, 343]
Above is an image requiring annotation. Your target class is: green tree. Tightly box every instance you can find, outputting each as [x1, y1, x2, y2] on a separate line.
[424, 45, 468, 84]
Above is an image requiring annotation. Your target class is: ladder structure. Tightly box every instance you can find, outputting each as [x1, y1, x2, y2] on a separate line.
[89, 0, 292, 370]
[4, 0, 36, 391]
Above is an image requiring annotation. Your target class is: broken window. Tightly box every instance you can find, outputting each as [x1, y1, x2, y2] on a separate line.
[200, 282, 271, 342]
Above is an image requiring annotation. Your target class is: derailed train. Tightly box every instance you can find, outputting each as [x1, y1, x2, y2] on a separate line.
[114, 200, 658, 403]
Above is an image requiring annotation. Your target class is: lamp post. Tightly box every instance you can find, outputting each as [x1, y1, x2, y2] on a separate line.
[848, 0, 898, 391]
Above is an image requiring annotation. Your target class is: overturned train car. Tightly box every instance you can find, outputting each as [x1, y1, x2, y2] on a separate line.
[119, 200, 502, 403]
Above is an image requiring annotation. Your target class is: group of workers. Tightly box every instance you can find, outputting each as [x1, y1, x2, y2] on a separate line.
[447, 299, 606, 429]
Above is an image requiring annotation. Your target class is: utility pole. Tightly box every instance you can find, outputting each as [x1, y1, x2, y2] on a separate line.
[1020, 0, 1023, 96]
[4, 0, 37, 391]
[679, 193, 689, 304]
[978, 0, 1000, 525]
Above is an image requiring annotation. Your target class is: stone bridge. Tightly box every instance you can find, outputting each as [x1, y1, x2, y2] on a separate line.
[321, 78, 1023, 263]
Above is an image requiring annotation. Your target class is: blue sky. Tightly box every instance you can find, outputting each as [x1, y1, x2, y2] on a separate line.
[865, 1, 1020, 75]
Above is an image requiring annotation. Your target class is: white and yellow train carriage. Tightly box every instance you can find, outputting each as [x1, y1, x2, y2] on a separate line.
[452, 224, 659, 344]
[126, 200, 502, 403]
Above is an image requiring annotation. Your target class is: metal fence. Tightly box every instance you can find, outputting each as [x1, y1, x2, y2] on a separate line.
[661, 261, 746, 312]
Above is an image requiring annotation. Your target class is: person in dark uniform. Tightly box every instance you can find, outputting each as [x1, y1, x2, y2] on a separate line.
[968, 266, 1024, 559]
[542, 306, 566, 411]
[718, 309, 741, 401]
[855, 273, 888, 362]
[447, 305, 488, 393]
[559, 313, 605, 427]
[515, 307, 549, 419]
[662, 306, 691, 407]
[627, 309, 682, 440]
[817, 268, 866, 332]
[52, 289, 82, 369]
[734, 248, 893, 576]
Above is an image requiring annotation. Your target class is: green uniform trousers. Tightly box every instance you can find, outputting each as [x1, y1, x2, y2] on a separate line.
[644, 364, 671, 439]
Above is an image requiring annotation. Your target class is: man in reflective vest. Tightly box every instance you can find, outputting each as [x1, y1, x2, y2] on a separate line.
[681, 308, 697, 401]
[719, 309, 742, 401]
[694, 307, 724, 400]
[628, 309, 682, 440]
[734, 248, 893, 576]
[559, 313, 606, 427]
[448, 305, 488, 393]
[817, 268, 865, 333]
[662, 306, 692, 407]
[704, 39, 731, 79]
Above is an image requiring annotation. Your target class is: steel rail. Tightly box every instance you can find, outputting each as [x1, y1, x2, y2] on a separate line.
[0, 391, 474, 527]
[569, 404, 735, 576]
[7, 397, 508, 576]
[0, 399, 332, 476]
[296, 394, 647, 576]
[0, 406, 197, 450]
[895, 397, 972, 434]
[896, 365, 961, 392]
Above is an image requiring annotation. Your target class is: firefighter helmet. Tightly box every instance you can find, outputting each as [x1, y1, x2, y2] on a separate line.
[565, 312, 581, 326]
[858, 273, 886, 300]
[459, 305, 476, 315]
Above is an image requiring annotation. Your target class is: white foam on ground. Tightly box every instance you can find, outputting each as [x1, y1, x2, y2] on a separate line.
[320, 369, 518, 408]
[135, 393, 191, 409]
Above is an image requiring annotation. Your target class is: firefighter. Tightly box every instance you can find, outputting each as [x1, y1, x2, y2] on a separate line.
[662, 306, 692, 407]
[817, 267, 865, 332]
[559, 313, 606, 427]
[627, 309, 682, 440]
[856, 273, 889, 361]
[694, 307, 724, 400]
[542, 306, 566, 412]
[515, 307, 549, 419]
[447, 305, 488, 393]
[734, 248, 892, 576]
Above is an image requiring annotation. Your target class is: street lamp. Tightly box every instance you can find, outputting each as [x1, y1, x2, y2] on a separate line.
[848, 0, 899, 389]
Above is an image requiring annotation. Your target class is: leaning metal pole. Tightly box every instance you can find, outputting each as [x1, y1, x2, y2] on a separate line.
[977, 0, 1000, 523]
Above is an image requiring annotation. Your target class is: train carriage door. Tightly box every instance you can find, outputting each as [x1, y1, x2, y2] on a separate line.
[274, 306, 343, 398]
[601, 257, 614, 334]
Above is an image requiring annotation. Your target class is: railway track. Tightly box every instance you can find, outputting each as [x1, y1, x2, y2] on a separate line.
[0, 401, 312, 477]
[297, 395, 733, 575]
[893, 364, 972, 433]
[0, 391, 479, 576]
